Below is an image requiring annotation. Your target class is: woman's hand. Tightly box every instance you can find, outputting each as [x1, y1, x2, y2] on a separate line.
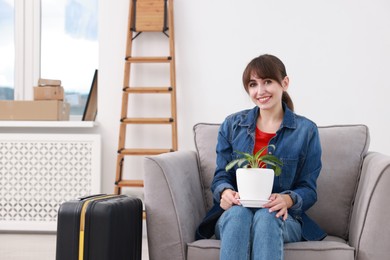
[220, 189, 241, 210]
[264, 193, 293, 221]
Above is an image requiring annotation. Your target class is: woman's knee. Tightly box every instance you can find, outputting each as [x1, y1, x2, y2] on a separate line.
[216, 206, 253, 239]
[219, 206, 253, 225]
[253, 208, 282, 228]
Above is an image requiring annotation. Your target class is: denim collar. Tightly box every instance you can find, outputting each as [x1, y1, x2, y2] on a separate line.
[239, 102, 297, 132]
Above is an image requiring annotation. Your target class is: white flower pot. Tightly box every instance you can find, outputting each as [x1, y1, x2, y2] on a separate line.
[236, 168, 274, 200]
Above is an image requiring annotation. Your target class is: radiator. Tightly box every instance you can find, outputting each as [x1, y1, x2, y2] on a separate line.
[0, 134, 101, 231]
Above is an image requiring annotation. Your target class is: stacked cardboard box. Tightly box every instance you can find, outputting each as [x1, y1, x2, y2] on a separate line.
[0, 79, 70, 121]
[34, 78, 65, 101]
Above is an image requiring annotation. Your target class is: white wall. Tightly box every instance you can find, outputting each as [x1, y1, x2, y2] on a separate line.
[99, 0, 390, 193]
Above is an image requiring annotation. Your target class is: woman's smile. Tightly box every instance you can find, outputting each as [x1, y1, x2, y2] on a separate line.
[258, 96, 271, 104]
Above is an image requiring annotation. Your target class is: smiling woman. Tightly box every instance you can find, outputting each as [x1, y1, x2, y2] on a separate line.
[196, 54, 325, 260]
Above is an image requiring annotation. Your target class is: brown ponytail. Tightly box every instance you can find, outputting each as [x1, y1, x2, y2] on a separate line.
[282, 91, 294, 112]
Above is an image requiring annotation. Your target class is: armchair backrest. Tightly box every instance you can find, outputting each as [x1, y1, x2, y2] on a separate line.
[193, 123, 369, 240]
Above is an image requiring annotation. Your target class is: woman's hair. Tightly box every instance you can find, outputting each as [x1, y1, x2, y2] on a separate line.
[242, 54, 294, 111]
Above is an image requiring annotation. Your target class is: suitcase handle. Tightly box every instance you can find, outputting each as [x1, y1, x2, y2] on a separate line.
[77, 194, 107, 201]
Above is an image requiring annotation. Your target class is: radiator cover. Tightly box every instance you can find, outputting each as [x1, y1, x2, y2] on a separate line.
[0, 134, 101, 231]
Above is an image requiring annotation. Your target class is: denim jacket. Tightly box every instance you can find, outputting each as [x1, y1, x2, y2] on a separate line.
[195, 103, 327, 241]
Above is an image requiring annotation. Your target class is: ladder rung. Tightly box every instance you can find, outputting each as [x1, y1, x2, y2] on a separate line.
[124, 87, 172, 94]
[119, 149, 173, 155]
[125, 56, 172, 63]
[116, 180, 144, 188]
[122, 118, 173, 124]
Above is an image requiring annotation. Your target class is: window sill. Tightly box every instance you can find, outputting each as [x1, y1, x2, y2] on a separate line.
[0, 121, 97, 128]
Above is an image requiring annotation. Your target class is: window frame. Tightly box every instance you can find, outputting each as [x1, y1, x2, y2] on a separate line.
[14, 0, 41, 101]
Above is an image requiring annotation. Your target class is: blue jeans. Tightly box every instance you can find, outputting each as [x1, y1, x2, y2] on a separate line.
[215, 206, 302, 260]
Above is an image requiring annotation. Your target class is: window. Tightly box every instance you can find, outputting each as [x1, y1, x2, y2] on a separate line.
[0, 0, 14, 100]
[0, 0, 98, 118]
[41, 0, 98, 116]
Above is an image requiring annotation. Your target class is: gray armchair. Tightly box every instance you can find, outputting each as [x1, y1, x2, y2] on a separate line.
[144, 124, 390, 260]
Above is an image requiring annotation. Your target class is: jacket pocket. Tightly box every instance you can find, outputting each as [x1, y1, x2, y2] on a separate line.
[278, 158, 299, 189]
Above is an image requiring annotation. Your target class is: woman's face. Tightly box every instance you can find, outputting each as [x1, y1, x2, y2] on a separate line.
[247, 74, 289, 111]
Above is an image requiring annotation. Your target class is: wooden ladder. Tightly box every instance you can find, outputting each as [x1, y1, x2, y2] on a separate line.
[114, 0, 177, 195]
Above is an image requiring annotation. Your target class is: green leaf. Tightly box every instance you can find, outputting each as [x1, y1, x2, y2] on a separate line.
[225, 159, 240, 172]
[254, 146, 267, 160]
[274, 166, 282, 176]
[237, 158, 248, 168]
[225, 158, 248, 172]
[236, 151, 253, 160]
[259, 155, 283, 166]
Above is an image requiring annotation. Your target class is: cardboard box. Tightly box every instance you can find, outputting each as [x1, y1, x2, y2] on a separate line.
[38, 78, 61, 86]
[34, 86, 64, 100]
[0, 101, 70, 121]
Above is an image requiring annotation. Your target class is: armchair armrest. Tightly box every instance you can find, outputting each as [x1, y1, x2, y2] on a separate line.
[144, 150, 206, 260]
[349, 152, 390, 260]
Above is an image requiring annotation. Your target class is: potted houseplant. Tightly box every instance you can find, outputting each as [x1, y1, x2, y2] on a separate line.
[225, 145, 283, 207]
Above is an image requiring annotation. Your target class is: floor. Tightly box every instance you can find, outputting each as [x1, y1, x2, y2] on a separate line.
[0, 221, 149, 260]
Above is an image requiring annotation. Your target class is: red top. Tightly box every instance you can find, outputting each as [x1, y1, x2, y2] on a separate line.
[254, 127, 276, 168]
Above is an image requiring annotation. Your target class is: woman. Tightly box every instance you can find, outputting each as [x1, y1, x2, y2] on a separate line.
[196, 54, 326, 260]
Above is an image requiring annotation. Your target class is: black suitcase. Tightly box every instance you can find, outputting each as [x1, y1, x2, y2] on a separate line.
[56, 194, 143, 260]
